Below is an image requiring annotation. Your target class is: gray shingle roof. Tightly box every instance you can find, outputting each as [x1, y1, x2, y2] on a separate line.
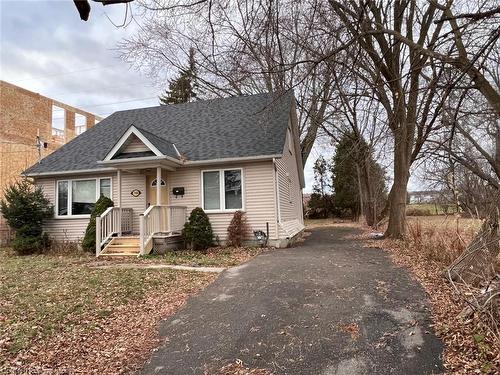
[24, 91, 293, 175]
[132, 126, 180, 159]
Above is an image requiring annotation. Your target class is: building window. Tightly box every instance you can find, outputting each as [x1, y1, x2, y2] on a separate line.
[202, 169, 243, 211]
[75, 113, 87, 135]
[51, 105, 65, 141]
[100, 178, 112, 198]
[56, 177, 112, 217]
[151, 178, 166, 187]
[57, 181, 68, 216]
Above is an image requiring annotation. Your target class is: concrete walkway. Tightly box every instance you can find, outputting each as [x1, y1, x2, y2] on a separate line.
[139, 225, 443, 375]
[90, 263, 226, 273]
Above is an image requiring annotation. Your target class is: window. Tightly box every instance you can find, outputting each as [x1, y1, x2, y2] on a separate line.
[202, 169, 243, 211]
[56, 177, 111, 217]
[75, 113, 87, 135]
[151, 178, 166, 187]
[99, 178, 112, 198]
[57, 181, 68, 216]
[51, 105, 65, 141]
[203, 171, 220, 210]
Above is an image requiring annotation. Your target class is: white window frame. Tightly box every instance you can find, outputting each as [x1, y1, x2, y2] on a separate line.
[201, 168, 244, 213]
[55, 177, 112, 218]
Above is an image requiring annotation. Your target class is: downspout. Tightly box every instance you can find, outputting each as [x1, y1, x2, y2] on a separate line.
[272, 158, 281, 240]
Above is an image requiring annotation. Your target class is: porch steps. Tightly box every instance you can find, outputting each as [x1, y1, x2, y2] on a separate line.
[99, 236, 140, 257]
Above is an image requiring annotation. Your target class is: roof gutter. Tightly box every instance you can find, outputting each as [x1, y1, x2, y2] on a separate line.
[97, 155, 183, 165]
[183, 154, 282, 166]
[22, 154, 283, 177]
[22, 167, 117, 178]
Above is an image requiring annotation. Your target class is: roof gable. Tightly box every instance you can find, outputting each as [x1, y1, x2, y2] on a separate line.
[104, 125, 164, 161]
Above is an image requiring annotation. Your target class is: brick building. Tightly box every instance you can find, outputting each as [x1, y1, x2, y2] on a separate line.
[0, 80, 102, 242]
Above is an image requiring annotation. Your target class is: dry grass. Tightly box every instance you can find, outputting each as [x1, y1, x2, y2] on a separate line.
[404, 216, 481, 266]
[0, 248, 216, 374]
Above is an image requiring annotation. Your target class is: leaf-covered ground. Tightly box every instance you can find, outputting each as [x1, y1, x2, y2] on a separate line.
[362, 216, 499, 374]
[140, 246, 268, 267]
[0, 248, 217, 374]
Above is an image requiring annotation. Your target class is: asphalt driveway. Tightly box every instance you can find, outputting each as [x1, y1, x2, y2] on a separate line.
[139, 225, 443, 375]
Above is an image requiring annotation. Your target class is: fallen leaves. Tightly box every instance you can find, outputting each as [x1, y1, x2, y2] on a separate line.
[214, 359, 273, 375]
[0, 250, 216, 375]
[361, 218, 499, 374]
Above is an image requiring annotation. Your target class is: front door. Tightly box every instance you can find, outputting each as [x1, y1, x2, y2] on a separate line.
[146, 175, 168, 207]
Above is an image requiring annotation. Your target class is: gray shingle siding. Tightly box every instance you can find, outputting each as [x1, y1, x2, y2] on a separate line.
[24, 91, 293, 175]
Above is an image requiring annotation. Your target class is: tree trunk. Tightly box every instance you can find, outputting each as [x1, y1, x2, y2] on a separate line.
[384, 139, 410, 238]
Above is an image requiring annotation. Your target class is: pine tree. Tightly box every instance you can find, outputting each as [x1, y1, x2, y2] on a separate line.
[0, 180, 53, 254]
[159, 48, 198, 105]
[331, 132, 387, 222]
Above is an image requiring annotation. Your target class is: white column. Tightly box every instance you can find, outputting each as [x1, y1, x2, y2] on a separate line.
[117, 169, 122, 236]
[156, 166, 161, 205]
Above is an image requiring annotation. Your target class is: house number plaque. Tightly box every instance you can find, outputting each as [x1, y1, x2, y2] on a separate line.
[131, 189, 141, 197]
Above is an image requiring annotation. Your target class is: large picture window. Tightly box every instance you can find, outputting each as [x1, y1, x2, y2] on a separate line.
[202, 169, 243, 212]
[56, 177, 112, 217]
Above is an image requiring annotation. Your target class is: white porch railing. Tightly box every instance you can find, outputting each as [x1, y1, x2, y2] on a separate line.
[139, 205, 187, 255]
[95, 207, 133, 256]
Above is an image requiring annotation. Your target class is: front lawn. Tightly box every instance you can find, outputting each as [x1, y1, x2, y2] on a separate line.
[0, 248, 216, 374]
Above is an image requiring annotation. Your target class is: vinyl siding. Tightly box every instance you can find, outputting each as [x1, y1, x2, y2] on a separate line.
[275, 123, 304, 238]
[166, 161, 278, 241]
[36, 172, 119, 242]
[35, 161, 278, 243]
[122, 134, 149, 153]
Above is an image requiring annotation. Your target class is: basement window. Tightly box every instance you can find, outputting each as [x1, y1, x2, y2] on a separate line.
[56, 177, 112, 217]
[202, 169, 243, 212]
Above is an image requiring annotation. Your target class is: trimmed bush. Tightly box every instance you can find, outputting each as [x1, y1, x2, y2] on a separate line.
[227, 210, 248, 247]
[0, 180, 53, 255]
[82, 196, 114, 252]
[182, 207, 213, 250]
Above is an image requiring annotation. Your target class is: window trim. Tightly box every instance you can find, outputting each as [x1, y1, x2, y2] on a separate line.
[55, 177, 112, 218]
[287, 128, 293, 155]
[200, 168, 244, 213]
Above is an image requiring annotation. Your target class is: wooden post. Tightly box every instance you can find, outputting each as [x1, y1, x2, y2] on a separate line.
[117, 169, 122, 236]
[96, 216, 101, 257]
[139, 214, 145, 255]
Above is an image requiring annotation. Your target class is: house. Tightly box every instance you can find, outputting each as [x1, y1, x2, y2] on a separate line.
[23, 91, 305, 255]
[0, 80, 102, 244]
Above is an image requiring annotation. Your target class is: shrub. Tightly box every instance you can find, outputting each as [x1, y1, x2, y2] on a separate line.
[182, 207, 213, 250]
[0, 180, 53, 255]
[81, 196, 114, 252]
[227, 210, 249, 247]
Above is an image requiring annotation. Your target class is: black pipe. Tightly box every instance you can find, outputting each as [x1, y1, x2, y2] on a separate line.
[266, 222, 269, 246]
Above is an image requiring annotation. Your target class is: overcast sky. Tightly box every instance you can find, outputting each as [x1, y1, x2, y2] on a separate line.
[0, 0, 423, 193]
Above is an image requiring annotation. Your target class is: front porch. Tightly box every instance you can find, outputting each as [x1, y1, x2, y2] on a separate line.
[95, 166, 187, 257]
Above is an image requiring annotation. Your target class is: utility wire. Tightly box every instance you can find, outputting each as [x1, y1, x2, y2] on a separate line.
[7, 65, 116, 82]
